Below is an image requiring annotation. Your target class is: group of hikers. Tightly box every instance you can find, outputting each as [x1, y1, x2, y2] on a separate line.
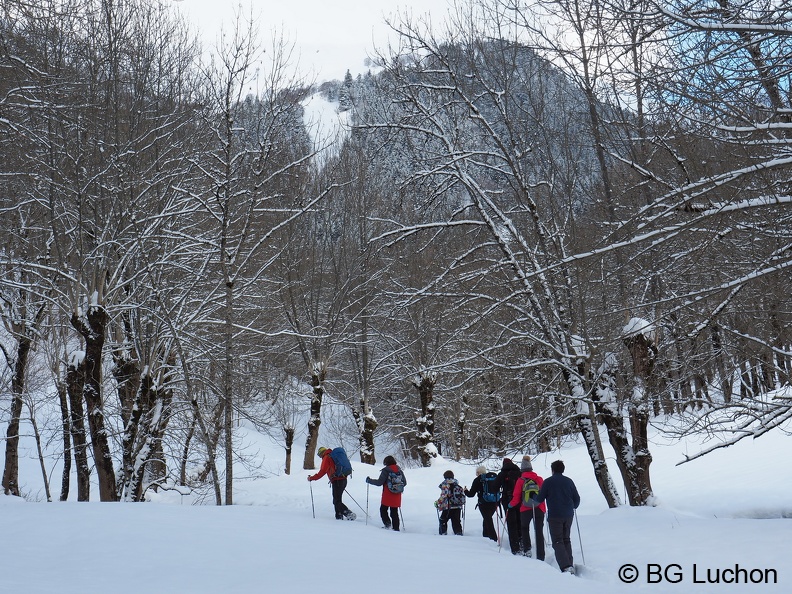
[308, 447, 580, 575]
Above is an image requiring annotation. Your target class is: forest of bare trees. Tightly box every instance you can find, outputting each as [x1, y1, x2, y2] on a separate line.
[1, 0, 790, 507]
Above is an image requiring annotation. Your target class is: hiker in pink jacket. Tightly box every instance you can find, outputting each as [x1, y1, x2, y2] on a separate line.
[509, 455, 546, 560]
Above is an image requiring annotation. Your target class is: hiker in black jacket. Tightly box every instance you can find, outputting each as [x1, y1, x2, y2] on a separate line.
[493, 457, 522, 554]
[464, 466, 498, 541]
[532, 460, 580, 574]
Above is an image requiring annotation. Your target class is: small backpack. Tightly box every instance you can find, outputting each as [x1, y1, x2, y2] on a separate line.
[448, 480, 466, 508]
[329, 447, 353, 478]
[386, 468, 405, 494]
[521, 476, 540, 507]
[480, 472, 499, 503]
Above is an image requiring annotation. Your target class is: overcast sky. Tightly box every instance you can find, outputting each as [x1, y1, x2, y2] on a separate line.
[171, 0, 454, 82]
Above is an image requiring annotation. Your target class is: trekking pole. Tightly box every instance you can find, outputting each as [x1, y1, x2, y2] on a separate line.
[399, 507, 406, 532]
[309, 481, 315, 519]
[462, 503, 466, 534]
[574, 509, 586, 566]
[366, 483, 369, 526]
[496, 508, 504, 552]
[345, 488, 369, 519]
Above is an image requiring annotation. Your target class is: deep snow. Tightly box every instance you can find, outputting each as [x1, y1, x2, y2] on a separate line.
[2, 416, 789, 594]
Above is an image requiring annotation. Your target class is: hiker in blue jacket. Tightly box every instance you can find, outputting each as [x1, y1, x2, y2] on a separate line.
[464, 465, 498, 541]
[532, 460, 580, 574]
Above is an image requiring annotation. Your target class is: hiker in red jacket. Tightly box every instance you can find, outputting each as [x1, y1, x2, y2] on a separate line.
[308, 447, 355, 520]
[509, 455, 546, 560]
[365, 455, 406, 531]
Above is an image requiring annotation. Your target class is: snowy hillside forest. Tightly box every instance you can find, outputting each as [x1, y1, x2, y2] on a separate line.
[1, 0, 791, 510]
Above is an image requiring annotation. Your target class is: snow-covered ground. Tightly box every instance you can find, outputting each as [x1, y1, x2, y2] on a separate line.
[2, 419, 789, 593]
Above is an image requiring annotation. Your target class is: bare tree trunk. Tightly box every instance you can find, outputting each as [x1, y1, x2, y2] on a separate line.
[223, 280, 234, 505]
[56, 379, 72, 501]
[354, 395, 378, 465]
[569, 368, 621, 508]
[115, 353, 142, 499]
[284, 426, 294, 475]
[26, 399, 52, 502]
[125, 377, 173, 502]
[71, 307, 118, 501]
[191, 399, 222, 505]
[180, 414, 196, 486]
[622, 330, 656, 506]
[67, 357, 90, 501]
[710, 323, 732, 403]
[2, 335, 31, 497]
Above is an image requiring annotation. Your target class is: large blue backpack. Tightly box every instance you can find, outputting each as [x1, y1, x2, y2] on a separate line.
[480, 472, 499, 503]
[330, 447, 352, 478]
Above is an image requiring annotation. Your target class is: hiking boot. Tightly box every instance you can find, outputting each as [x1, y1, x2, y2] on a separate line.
[563, 566, 576, 575]
[523, 548, 532, 558]
[343, 511, 356, 521]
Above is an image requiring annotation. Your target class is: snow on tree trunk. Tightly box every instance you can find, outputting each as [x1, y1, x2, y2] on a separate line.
[302, 362, 326, 470]
[118, 364, 174, 502]
[71, 306, 118, 501]
[56, 379, 72, 502]
[115, 350, 142, 499]
[565, 366, 621, 508]
[623, 319, 656, 506]
[455, 393, 468, 460]
[67, 352, 90, 501]
[414, 370, 437, 467]
[354, 395, 378, 465]
[284, 426, 294, 475]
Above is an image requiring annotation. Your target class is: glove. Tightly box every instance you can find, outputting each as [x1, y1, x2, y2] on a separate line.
[365, 477, 371, 484]
[307, 476, 313, 482]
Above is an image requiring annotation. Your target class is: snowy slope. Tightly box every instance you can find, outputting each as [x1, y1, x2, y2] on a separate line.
[2, 420, 790, 594]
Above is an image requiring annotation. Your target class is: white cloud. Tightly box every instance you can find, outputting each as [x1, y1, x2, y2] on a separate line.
[171, 0, 454, 82]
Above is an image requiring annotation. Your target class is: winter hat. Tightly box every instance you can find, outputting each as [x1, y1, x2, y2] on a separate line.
[443, 470, 454, 479]
[521, 455, 533, 472]
[383, 455, 397, 466]
[502, 457, 513, 469]
[476, 465, 487, 476]
[317, 447, 330, 457]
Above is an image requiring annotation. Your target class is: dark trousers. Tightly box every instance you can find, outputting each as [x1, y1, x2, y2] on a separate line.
[380, 504, 400, 530]
[548, 516, 574, 570]
[502, 502, 522, 553]
[439, 508, 463, 535]
[478, 501, 498, 541]
[520, 507, 545, 560]
[331, 479, 350, 518]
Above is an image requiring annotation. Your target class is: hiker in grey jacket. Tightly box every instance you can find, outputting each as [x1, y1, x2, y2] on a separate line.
[532, 460, 580, 574]
[365, 455, 405, 531]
